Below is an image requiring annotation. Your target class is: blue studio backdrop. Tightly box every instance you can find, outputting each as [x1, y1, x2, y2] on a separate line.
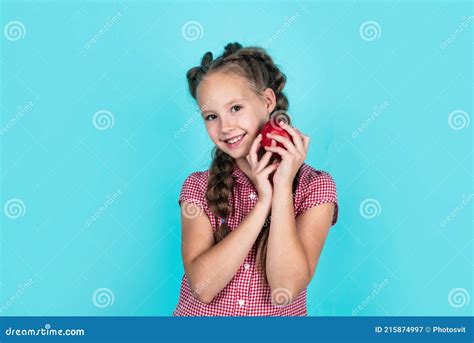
[1, 0, 472, 319]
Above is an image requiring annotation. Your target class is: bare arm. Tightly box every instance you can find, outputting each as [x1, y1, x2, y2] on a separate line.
[266, 184, 334, 305]
[261, 121, 336, 305]
[180, 198, 271, 304]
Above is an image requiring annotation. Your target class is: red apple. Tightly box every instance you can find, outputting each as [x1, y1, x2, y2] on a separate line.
[257, 114, 293, 170]
[260, 123, 293, 149]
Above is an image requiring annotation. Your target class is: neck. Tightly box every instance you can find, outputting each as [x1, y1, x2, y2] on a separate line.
[236, 158, 254, 183]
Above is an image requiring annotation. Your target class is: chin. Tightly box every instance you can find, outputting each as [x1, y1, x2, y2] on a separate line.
[224, 147, 248, 158]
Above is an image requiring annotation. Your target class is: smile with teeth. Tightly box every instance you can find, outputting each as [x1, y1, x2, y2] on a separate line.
[224, 134, 246, 147]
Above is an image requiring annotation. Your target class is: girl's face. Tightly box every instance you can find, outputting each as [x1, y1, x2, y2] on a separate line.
[196, 71, 276, 160]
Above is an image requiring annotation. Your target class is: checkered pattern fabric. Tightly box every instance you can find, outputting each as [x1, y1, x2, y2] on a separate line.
[173, 163, 338, 316]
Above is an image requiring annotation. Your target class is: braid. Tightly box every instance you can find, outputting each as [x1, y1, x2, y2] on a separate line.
[200, 51, 213, 72]
[205, 147, 236, 243]
[259, 56, 288, 111]
[223, 49, 289, 112]
[186, 51, 214, 98]
[223, 42, 242, 57]
[186, 42, 297, 284]
[244, 50, 289, 111]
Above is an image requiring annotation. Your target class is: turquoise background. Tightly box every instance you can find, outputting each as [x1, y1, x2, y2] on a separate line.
[1, 0, 472, 316]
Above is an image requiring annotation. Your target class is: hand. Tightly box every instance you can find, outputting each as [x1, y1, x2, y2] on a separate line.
[263, 122, 310, 188]
[245, 133, 280, 202]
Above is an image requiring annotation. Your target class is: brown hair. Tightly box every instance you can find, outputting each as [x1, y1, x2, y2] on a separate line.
[186, 42, 301, 284]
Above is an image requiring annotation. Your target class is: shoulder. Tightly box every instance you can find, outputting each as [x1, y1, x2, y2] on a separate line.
[179, 170, 210, 206]
[295, 164, 338, 224]
[183, 170, 209, 188]
[298, 163, 337, 194]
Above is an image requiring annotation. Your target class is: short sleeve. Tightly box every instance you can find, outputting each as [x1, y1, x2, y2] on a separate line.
[298, 170, 338, 226]
[178, 172, 208, 213]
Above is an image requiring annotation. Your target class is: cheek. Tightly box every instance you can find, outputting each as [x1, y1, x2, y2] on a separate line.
[248, 106, 268, 125]
[241, 111, 261, 129]
[206, 125, 220, 141]
[253, 103, 268, 116]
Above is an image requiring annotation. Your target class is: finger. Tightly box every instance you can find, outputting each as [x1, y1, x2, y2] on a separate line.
[303, 135, 310, 152]
[278, 122, 305, 152]
[261, 159, 280, 175]
[256, 141, 276, 172]
[294, 129, 310, 152]
[264, 145, 291, 159]
[295, 128, 307, 142]
[266, 133, 298, 154]
[248, 133, 262, 166]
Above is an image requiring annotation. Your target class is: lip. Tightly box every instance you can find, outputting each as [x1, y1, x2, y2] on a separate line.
[222, 133, 245, 142]
[223, 133, 246, 149]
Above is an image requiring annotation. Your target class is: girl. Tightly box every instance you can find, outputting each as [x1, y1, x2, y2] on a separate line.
[173, 42, 338, 316]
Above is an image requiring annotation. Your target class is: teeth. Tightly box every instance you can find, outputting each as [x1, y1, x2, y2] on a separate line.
[226, 134, 244, 144]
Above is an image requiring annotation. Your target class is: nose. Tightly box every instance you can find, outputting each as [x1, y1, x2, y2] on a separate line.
[220, 116, 236, 134]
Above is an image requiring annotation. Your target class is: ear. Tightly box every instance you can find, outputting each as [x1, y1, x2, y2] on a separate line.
[262, 87, 277, 115]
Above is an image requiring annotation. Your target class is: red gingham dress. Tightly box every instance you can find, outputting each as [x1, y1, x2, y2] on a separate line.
[173, 163, 338, 316]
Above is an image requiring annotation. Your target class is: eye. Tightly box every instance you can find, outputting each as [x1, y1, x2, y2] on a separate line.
[231, 105, 242, 113]
[205, 114, 217, 121]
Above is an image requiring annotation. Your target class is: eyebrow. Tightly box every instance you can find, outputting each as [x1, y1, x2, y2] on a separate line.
[201, 98, 246, 116]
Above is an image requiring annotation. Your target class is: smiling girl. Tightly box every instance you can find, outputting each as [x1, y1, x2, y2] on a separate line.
[173, 42, 338, 316]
